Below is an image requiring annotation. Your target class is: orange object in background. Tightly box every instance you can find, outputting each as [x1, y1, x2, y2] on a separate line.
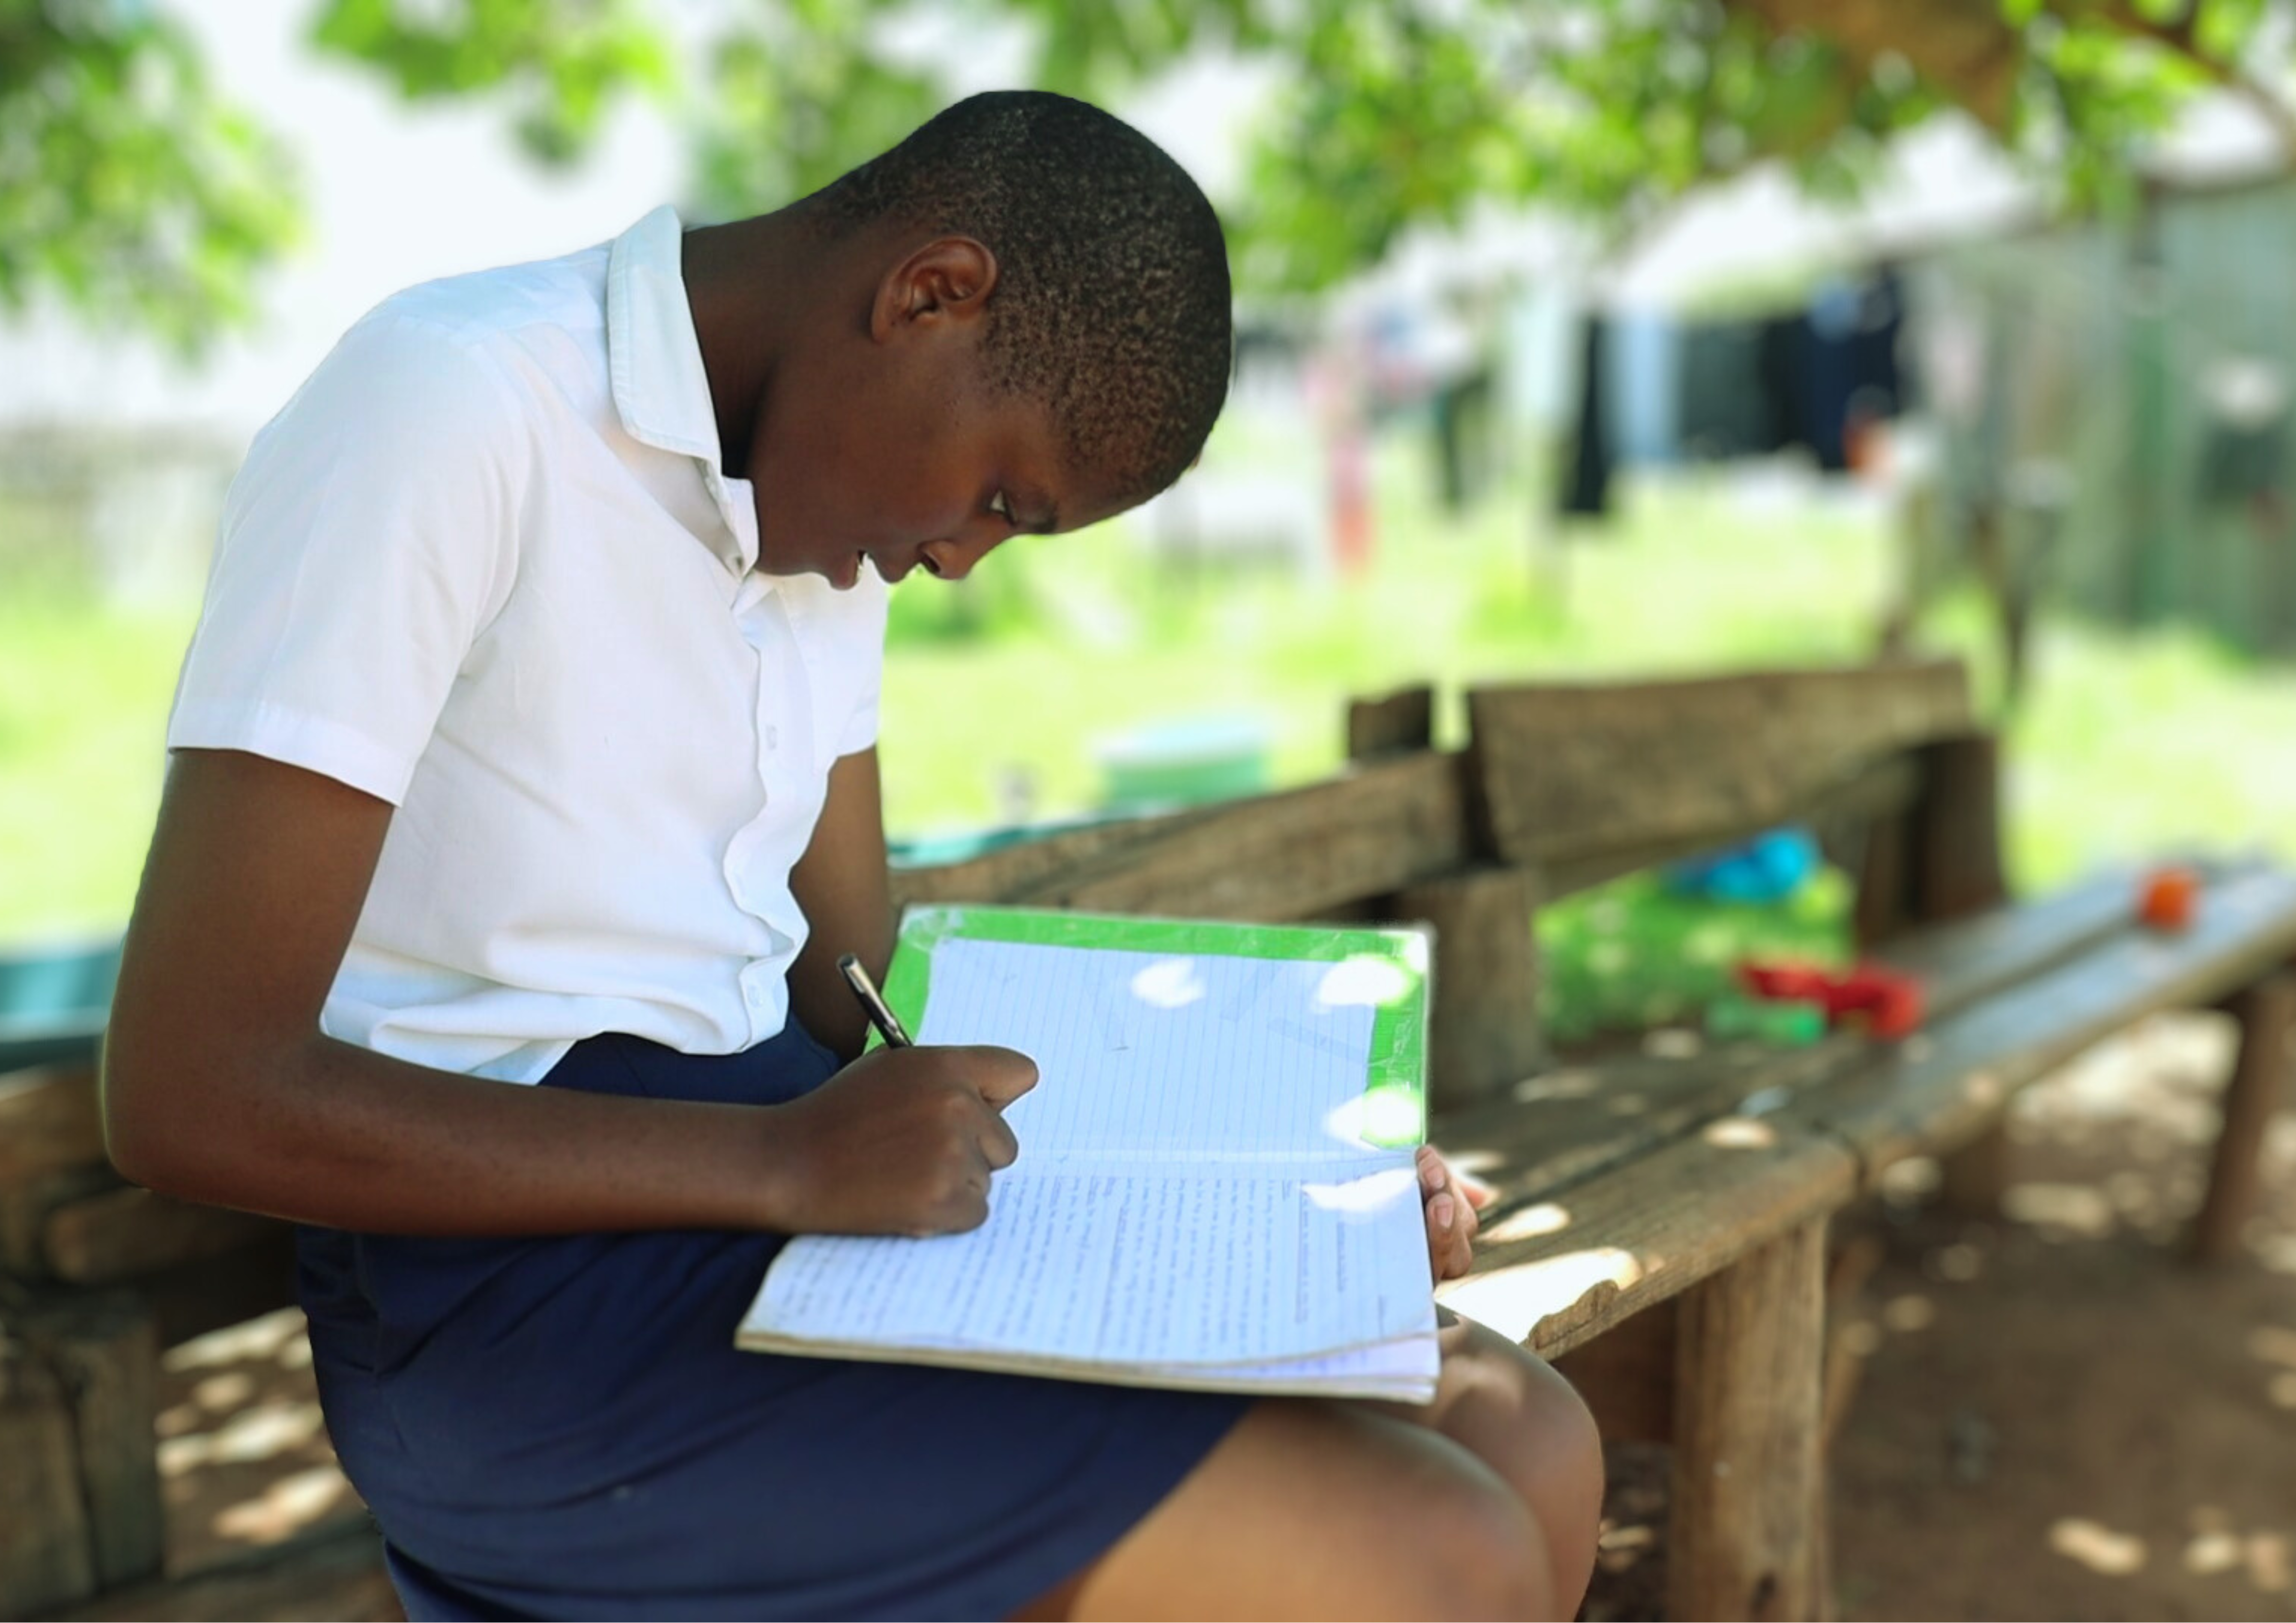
[2139, 866, 2200, 931]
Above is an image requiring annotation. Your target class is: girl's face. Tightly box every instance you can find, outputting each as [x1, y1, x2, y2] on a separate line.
[742, 247, 1131, 590]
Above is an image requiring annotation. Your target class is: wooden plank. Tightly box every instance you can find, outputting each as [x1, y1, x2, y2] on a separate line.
[1542, 752, 1922, 903]
[1430, 864, 2249, 1221]
[42, 1187, 284, 1286]
[1346, 685, 1435, 761]
[1435, 1123, 1855, 1361]
[0, 1368, 98, 1618]
[25, 1292, 164, 1590]
[1396, 865, 1544, 1113]
[1466, 660, 1974, 869]
[1909, 733, 2009, 925]
[1870, 864, 2152, 1013]
[1003, 751, 1472, 923]
[887, 803, 1216, 909]
[2190, 970, 2296, 1263]
[1791, 865, 2296, 1186]
[1435, 1039, 1862, 1213]
[1668, 1217, 1828, 1623]
[56, 1514, 396, 1623]
[0, 1063, 107, 1185]
[4, 1165, 119, 1277]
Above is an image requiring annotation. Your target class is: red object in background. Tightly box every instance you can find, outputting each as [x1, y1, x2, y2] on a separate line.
[1738, 960, 1927, 1040]
[2139, 866, 2200, 931]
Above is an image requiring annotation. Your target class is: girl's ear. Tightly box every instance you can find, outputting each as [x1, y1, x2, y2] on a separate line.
[871, 237, 999, 341]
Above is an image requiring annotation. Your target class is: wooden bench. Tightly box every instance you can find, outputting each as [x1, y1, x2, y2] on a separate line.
[1, 1054, 302, 1616]
[8, 654, 2291, 1620]
[888, 656, 2296, 1621]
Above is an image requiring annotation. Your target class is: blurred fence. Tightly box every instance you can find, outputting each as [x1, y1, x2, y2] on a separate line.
[1914, 168, 2296, 659]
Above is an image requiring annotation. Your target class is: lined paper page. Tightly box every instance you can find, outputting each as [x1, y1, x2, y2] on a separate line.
[750, 1165, 1431, 1365]
[916, 937, 1382, 1162]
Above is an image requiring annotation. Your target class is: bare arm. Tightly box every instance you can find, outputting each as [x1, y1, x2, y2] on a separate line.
[785, 747, 895, 1064]
[101, 749, 1029, 1238]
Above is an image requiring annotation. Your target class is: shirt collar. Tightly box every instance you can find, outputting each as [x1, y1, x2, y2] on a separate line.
[606, 205, 761, 575]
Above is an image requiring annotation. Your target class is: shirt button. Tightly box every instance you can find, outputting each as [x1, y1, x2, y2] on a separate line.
[765, 725, 779, 750]
[746, 984, 765, 1007]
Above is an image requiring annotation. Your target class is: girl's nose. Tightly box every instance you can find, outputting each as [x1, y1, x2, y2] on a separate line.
[919, 530, 1005, 582]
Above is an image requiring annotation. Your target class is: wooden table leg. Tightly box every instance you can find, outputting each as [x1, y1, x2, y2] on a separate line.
[2190, 970, 2296, 1264]
[1669, 1218, 1829, 1622]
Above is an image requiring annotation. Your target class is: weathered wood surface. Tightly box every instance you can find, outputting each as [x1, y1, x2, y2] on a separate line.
[1435, 1122, 1855, 1361]
[1435, 1041, 1861, 1218]
[985, 751, 1471, 922]
[0, 1356, 97, 1618]
[1429, 870, 2163, 1213]
[39, 1291, 164, 1590]
[0, 1063, 106, 1184]
[1430, 859, 2296, 1371]
[42, 1185, 284, 1287]
[888, 803, 1217, 910]
[2190, 970, 2296, 1263]
[56, 1514, 397, 1623]
[0, 1287, 165, 1613]
[1668, 1218, 1829, 1623]
[1395, 865, 1544, 1114]
[1346, 685, 1436, 761]
[1465, 660, 1973, 870]
[891, 751, 1470, 924]
[1, 1065, 112, 1271]
[1543, 753, 1923, 905]
[1906, 733, 2009, 926]
[1866, 864, 2146, 1010]
[1789, 865, 2296, 1186]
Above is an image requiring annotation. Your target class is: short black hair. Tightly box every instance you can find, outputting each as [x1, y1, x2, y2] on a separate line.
[812, 91, 1232, 509]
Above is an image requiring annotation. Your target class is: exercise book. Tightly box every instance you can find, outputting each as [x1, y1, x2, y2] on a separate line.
[737, 905, 1441, 1402]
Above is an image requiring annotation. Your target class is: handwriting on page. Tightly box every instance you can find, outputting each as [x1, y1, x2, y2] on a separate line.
[757, 1166, 1428, 1364]
[916, 938, 1381, 1159]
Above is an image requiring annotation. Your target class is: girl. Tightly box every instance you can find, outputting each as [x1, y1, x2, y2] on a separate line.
[103, 91, 1602, 1621]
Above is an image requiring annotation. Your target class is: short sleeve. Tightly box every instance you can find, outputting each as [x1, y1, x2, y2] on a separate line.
[168, 315, 529, 804]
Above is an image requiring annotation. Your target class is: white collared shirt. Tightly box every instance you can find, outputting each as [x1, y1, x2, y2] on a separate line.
[168, 207, 889, 1082]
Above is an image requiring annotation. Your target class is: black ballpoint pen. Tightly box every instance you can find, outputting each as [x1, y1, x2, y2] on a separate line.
[837, 953, 913, 1049]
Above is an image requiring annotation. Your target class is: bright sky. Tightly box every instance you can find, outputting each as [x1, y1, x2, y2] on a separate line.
[0, 0, 685, 437]
[0, 3, 1271, 445]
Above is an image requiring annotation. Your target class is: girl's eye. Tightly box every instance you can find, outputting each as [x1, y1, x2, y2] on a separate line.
[988, 490, 1013, 522]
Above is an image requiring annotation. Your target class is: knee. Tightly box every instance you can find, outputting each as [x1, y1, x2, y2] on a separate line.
[1405, 1471, 1561, 1621]
[1470, 1335, 1607, 1526]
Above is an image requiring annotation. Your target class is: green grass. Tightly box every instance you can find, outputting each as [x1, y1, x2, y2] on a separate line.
[0, 581, 197, 945]
[8, 434, 2296, 954]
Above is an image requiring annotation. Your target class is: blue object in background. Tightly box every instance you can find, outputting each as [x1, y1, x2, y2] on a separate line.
[1663, 827, 1821, 905]
[0, 936, 120, 1070]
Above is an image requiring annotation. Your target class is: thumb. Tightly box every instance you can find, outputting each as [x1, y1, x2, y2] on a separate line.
[950, 1044, 1039, 1110]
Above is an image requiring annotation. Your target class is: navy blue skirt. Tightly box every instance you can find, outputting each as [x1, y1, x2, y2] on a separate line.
[296, 1022, 1250, 1621]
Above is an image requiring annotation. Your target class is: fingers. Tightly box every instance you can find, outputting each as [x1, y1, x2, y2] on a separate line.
[1418, 1145, 1479, 1281]
[948, 1044, 1039, 1110]
[977, 1106, 1020, 1173]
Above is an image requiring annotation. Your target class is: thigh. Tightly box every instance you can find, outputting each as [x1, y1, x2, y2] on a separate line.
[1055, 1397, 1555, 1621]
[1370, 1312, 1605, 1501]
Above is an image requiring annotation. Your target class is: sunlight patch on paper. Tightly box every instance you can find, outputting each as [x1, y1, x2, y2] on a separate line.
[1315, 954, 1416, 1010]
[1129, 957, 1207, 1009]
